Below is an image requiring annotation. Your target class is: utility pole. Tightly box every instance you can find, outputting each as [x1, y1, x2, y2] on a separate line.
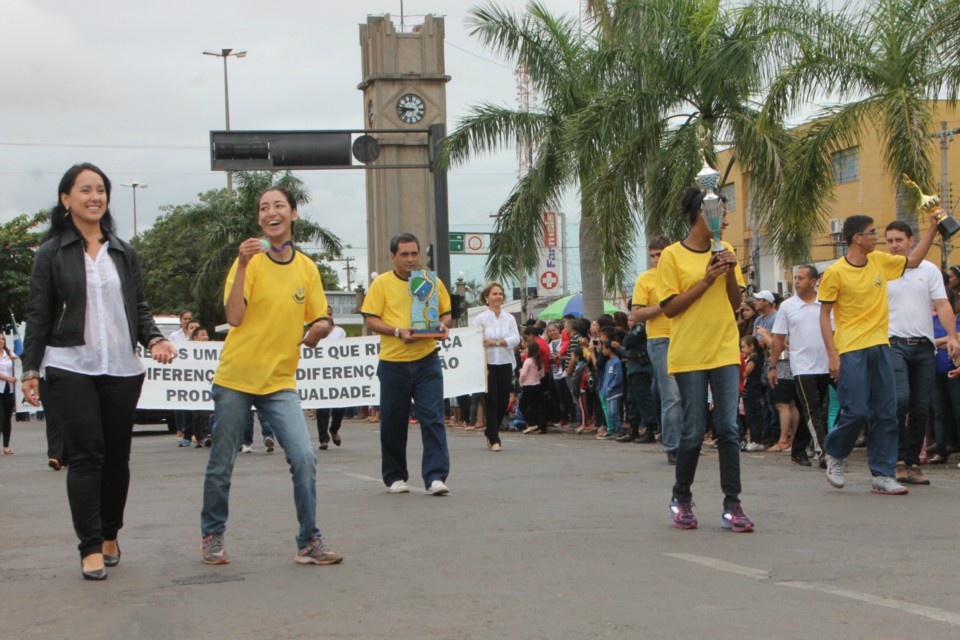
[930, 121, 960, 269]
[329, 256, 356, 290]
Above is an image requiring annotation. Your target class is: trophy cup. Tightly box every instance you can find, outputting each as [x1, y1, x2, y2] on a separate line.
[695, 163, 724, 252]
[408, 270, 445, 338]
[903, 174, 960, 238]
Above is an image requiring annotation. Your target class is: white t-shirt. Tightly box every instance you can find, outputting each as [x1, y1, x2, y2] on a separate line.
[323, 325, 347, 340]
[771, 294, 829, 376]
[887, 259, 945, 343]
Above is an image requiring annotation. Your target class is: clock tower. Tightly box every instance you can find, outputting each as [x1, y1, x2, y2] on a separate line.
[359, 14, 450, 278]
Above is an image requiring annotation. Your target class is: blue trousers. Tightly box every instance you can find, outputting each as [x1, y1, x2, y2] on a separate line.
[824, 345, 898, 477]
[377, 354, 450, 487]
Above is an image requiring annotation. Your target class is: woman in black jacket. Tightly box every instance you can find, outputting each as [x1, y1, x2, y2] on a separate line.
[21, 163, 177, 581]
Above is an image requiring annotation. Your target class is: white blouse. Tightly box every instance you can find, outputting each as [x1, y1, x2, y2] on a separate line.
[471, 307, 521, 366]
[0, 351, 14, 393]
[42, 243, 145, 378]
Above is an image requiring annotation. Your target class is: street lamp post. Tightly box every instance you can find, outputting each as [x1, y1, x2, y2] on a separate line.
[203, 47, 247, 197]
[120, 181, 148, 237]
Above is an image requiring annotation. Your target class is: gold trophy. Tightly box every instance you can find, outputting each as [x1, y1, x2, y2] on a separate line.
[902, 174, 960, 238]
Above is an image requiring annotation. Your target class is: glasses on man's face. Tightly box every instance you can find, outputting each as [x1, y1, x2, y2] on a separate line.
[856, 230, 877, 237]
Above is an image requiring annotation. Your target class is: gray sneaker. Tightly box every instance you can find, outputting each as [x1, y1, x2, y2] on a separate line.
[871, 475, 909, 495]
[201, 534, 230, 565]
[295, 537, 343, 565]
[388, 480, 410, 493]
[825, 454, 846, 489]
[263, 436, 275, 453]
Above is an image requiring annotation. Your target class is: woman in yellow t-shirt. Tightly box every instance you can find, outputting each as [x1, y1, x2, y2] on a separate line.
[656, 186, 753, 533]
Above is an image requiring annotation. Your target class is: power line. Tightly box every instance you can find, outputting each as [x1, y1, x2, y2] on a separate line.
[0, 141, 206, 150]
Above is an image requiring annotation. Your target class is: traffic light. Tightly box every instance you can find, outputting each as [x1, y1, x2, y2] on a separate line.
[426, 244, 435, 270]
[210, 131, 353, 171]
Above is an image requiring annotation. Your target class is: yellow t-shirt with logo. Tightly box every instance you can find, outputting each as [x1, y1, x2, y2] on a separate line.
[362, 271, 452, 362]
[655, 240, 745, 374]
[632, 267, 670, 339]
[214, 251, 328, 394]
[817, 251, 906, 354]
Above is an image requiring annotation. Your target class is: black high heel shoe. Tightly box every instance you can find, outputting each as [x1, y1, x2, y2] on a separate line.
[81, 557, 108, 581]
[103, 540, 121, 567]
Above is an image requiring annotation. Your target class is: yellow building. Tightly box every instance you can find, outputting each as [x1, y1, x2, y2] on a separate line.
[716, 101, 960, 294]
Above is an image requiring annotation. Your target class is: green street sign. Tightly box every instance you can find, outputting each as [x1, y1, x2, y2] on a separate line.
[449, 233, 465, 253]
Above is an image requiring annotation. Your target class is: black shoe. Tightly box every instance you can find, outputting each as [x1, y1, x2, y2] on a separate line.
[636, 430, 656, 444]
[81, 559, 108, 581]
[319, 441, 329, 450]
[616, 433, 637, 443]
[791, 454, 812, 467]
[103, 541, 121, 567]
[667, 451, 677, 465]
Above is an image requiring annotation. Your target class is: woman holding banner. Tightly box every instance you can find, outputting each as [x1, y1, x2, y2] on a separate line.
[21, 163, 177, 581]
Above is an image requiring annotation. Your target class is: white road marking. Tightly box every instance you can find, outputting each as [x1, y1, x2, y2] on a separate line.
[664, 553, 770, 580]
[666, 553, 960, 627]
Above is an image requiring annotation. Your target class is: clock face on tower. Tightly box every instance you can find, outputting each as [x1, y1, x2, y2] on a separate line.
[395, 93, 426, 124]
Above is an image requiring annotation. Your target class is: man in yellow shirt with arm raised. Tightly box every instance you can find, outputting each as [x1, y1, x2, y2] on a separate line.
[819, 213, 944, 495]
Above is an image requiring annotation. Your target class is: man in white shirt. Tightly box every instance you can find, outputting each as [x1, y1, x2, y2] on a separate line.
[768, 266, 830, 468]
[885, 221, 958, 485]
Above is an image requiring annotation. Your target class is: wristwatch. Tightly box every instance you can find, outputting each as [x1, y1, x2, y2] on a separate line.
[394, 327, 401, 338]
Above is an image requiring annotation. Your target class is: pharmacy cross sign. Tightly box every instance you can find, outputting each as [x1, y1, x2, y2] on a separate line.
[540, 271, 559, 290]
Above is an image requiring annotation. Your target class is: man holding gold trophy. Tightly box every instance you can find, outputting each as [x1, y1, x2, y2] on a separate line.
[362, 233, 453, 496]
[819, 177, 957, 496]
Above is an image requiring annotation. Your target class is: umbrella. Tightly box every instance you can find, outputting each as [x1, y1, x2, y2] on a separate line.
[538, 293, 619, 319]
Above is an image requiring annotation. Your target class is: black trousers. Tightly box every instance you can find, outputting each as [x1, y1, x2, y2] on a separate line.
[484, 363, 513, 445]
[316, 408, 345, 443]
[519, 384, 543, 432]
[793, 373, 832, 458]
[1, 389, 13, 447]
[45, 367, 144, 558]
[39, 378, 66, 462]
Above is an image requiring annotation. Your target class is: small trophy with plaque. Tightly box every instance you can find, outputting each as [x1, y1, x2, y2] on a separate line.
[903, 174, 960, 238]
[408, 270, 445, 338]
[695, 162, 725, 253]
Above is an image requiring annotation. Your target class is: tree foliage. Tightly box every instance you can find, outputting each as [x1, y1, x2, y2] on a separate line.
[0, 211, 49, 327]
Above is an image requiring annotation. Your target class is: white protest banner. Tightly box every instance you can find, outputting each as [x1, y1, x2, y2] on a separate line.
[135, 327, 486, 410]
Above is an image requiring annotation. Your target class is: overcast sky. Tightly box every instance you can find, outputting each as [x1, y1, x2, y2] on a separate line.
[0, 0, 593, 290]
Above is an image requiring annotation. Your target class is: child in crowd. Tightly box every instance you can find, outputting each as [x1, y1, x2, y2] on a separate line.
[740, 335, 764, 452]
[599, 340, 624, 439]
[519, 341, 544, 434]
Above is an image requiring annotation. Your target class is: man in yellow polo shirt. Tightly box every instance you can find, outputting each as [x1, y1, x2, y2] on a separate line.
[631, 235, 680, 462]
[362, 233, 453, 496]
[819, 213, 941, 495]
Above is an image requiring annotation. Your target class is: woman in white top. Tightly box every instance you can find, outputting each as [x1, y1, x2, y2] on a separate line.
[0, 334, 16, 454]
[21, 163, 177, 581]
[471, 283, 520, 451]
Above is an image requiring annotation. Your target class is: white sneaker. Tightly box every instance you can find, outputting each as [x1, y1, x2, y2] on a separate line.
[240, 444, 253, 454]
[745, 442, 763, 452]
[825, 454, 846, 489]
[427, 480, 449, 496]
[263, 436, 275, 453]
[388, 480, 410, 493]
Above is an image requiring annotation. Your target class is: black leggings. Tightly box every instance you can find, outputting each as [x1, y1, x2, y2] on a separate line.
[44, 367, 144, 558]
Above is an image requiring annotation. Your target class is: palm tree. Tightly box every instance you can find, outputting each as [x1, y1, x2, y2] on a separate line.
[765, 0, 960, 238]
[439, 1, 611, 318]
[576, 0, 811, 265]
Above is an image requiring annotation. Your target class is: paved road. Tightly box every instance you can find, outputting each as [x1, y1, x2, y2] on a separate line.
[2, 419, 960, 639]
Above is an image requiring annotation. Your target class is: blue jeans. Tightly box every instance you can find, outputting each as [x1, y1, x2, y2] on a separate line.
[241, 410, 276, 446]
[648, 338, 682, 452]
[202, 385, 320, 548]
[824, 345, 898, 477]
[377, 354, 450, 487]
[673, 365, 742, 508]
[890, 339, 935, 466]
[606, 395, 623, 433]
